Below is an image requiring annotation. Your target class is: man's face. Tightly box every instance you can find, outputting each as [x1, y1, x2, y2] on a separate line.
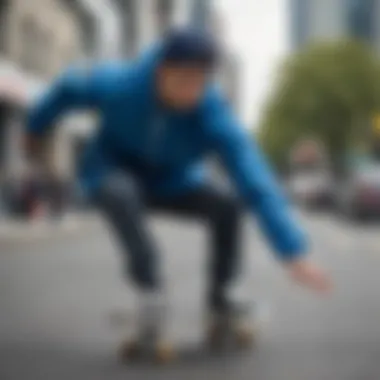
[157, 64, 210, 110]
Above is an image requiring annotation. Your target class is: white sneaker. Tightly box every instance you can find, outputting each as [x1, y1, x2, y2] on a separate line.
[136, 290, 168, 344]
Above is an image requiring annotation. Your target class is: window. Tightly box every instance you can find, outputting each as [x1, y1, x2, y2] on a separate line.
[38, 30, 54, 76]
[191, 0, 211, 29]
[289, 0, 309, 49]
[118, 0, 137, 58]
[20, 16, 40, 73]
[20, 17, 54, 77]
[0, 0, 10, 54]
[347, 0, 376, 42]
[156, 0, 173, 36]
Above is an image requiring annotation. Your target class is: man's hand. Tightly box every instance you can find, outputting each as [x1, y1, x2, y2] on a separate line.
[286, 258, 332, 294]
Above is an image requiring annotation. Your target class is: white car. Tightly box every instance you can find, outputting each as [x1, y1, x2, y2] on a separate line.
[288, 170, 333, 208]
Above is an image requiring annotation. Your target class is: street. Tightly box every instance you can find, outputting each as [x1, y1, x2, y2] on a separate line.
[0, 211, 379, 380]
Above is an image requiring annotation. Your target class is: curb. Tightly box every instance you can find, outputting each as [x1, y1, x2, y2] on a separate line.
[0, 214, 99, 247]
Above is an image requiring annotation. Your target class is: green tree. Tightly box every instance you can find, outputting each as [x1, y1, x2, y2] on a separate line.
[259, 40, 380, 175]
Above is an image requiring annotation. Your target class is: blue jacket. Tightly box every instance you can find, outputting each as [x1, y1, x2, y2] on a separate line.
[26, 46, 307, 260]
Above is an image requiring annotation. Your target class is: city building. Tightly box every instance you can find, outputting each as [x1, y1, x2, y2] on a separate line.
[2, 0, 82, 80]
[112, 0, 199, 58]
[0, 0, 88, 184]
[64, 0, 99, 59]
[193, 1, 241, 111]
[289, 0, 380, 50]
[218, 52, 241, 112]
[191, 0, 211, 29]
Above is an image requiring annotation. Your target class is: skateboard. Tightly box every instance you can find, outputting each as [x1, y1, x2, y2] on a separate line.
[110, 309, 259, 365]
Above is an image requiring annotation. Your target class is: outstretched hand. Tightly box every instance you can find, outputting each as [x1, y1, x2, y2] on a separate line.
[286, 258, 332, 294]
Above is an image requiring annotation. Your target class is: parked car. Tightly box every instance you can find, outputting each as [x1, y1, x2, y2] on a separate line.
[335, 163, 380, 220]
[287, 168, 334, 209]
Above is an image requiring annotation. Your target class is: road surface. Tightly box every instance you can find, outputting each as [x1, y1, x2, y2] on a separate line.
[0, 211, 379, 380]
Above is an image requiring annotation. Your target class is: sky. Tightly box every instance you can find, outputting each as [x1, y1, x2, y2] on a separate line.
[216, 0, 289, 127]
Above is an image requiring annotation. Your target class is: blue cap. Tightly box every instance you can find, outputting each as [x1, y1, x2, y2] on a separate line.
[160, 27, 220, 68]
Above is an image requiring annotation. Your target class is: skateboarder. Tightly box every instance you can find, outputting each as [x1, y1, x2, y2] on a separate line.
[24, 28, 331, 354]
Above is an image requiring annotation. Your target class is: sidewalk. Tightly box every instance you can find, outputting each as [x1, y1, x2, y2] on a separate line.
[0, 212, 98, 246]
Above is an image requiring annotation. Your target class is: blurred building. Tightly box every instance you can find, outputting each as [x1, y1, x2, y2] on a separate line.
[289, 0, 380, 50]
[218, 51, 241, 112]
[2, 0, 82, 79]
[191, 0, 211, 29]
[0, 0, 90, 187]
[112, 0, 206, 58]
[201, 3, 241, 112]
[64, 0, 99, 59]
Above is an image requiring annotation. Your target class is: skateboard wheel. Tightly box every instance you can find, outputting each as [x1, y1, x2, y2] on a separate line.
[155, 342, 175, 364]
[206, 323, 224, 349]
[119, 340, 141, 362]
[235, 326, 256, 348]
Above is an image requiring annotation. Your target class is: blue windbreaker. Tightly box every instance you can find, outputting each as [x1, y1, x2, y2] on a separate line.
[26, 46, 307, 260]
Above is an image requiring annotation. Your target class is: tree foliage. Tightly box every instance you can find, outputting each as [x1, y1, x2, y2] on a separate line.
[259, 40, 380, 173]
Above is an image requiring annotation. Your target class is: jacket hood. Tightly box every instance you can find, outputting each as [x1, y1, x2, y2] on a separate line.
[130, 42, 214, 110]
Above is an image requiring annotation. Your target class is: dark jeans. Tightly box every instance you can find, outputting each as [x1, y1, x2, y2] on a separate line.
[94, 171, 243, 307]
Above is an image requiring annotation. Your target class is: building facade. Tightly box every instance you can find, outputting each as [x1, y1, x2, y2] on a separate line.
[0, 0, 87, 183]
[289, 0, 380, 50]
[113, 0, 198, 58]
[194, 1, 241, 111]
[2, 0, 82, 79]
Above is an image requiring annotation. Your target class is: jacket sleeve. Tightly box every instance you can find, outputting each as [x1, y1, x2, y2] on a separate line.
[207, 96, 308, 261]
[26, 66, 104, 136]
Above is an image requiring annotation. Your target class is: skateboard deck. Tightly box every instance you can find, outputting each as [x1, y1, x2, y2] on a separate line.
[118, 338, 256, 366]
[110, 311, 261, 365]
[109, 309, 259, 365]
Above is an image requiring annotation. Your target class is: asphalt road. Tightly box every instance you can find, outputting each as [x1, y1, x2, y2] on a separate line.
[0, 210, 379, 380]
